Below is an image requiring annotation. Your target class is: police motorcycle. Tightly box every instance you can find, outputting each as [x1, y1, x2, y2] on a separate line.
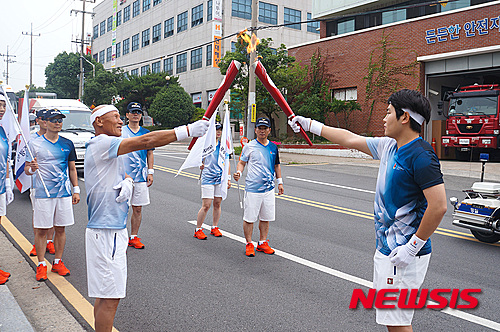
[449, 154, 500, 243]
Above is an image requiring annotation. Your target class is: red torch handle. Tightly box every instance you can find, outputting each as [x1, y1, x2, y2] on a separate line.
[188, 60, 241, 150]
[253, 61, 313, 146]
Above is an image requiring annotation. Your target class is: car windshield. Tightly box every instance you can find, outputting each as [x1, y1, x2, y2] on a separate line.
[448, 96, 498, 116]
[60, 110, 94, 132]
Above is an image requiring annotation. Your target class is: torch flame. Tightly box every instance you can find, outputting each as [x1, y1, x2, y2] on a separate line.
[238, 29, 260, 54]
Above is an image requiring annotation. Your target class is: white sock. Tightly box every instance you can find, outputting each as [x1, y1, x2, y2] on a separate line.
[38, 261, 46, 267]
[47, 240, 52, 244]
[258, 240, 266, 245]
[196, 228, 203, 232]
[130, 235, 137, 240]
[211, 226, 217, 229]
[246, 242, 252, 245]
[54, 259, 60, 264]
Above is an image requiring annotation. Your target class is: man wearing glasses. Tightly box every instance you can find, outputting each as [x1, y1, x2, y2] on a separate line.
[121, 102, 154, 249]
[26, 109, 81, 281]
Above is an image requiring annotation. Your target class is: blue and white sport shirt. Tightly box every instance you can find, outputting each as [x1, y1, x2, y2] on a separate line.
[240, 139, 280, 193]
[121, 125, 153, 183]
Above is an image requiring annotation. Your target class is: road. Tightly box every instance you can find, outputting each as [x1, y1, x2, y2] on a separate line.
[6, 143, 500, 331]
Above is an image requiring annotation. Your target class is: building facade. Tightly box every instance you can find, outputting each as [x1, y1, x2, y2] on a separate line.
[289, 0, 499, 156]
[91, 0, 320, 111]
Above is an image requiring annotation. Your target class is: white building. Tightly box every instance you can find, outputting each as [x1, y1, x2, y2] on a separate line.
[91, 0, 320, 110]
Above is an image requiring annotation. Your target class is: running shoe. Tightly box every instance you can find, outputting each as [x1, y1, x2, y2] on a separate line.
[0, 275, 8, 285]
[51, 260, 70, 276]
[128, 237, 145, 249]
[256, 240, 275, 255]
[210, 227, 222, 237]
[36, 265, 47, 281]
[30, 245, 37, 256]
[46, 241, 55, 254]
[194, 229, 207, 240]
[245, 243, 255, 257]
[0, 269, 10, 278]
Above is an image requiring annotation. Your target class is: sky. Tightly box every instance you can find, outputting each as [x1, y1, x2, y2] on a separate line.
[1, 0, 101, 92]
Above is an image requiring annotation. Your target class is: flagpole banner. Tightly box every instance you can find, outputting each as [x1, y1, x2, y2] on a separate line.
[14, 89, 31, 192]
[111, 0, 118, 68]
[219, 104, 233, 200]
[212, 0, 222, 68]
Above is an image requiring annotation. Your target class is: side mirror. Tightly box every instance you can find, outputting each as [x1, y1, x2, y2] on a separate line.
[449, 197, 458, 208]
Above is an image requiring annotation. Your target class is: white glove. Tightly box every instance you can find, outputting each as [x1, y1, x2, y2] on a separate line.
[188, 120, 210, 137]
[113, 178, 134, 203]
[5, 181, 13, 205]
[289, 116, 324, 136]
[389, 234, 426, 268]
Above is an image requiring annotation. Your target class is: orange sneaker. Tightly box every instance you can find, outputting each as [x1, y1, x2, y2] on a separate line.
[128, 237, 145, 249]
[0, 269, 10, 278]
[30, 245, 37, 256]
[51, 260, 70, 276]
[36, 265, 47, 281]
[257, 240, 275, 255]
[245, 243, 255, 257]
[0, 275, 8, 285]
[46, 241, 55, 254]
[210, 227, 222, 237]
[194, 229, 207, 240]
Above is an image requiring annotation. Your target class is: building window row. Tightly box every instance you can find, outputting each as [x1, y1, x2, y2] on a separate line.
[133, 0, 140, 18]
[143, 0, 151, 12]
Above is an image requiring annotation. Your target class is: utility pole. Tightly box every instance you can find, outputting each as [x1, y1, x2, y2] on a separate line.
[0, 46, 16, 85]
[22, 23, 40, 88]
[246, 0, 258, 140]
[71, 0, 95, 100]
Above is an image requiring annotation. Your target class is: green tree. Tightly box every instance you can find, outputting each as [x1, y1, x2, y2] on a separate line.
[45, 52, 94, 99]
[149, 84, 195, 128]
[82, 60, 124, 106]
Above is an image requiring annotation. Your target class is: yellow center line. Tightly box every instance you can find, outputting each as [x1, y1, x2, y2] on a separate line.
[283, 162, 330, 167]
[155, 164, 497, 246]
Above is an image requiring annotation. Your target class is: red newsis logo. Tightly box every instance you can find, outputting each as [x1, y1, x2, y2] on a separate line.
[349, 289, 481, 309]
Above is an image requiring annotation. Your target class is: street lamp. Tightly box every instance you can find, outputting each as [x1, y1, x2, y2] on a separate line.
[80, 56, 95, 77]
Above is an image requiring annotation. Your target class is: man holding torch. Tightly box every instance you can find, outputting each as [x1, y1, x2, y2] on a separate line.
[233, 117, 284, 257]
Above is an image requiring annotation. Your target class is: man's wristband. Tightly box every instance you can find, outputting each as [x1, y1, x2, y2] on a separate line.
[73, 186, 81, 194]
[236, 170, 242, 176]
[148, 169, 154, 175]
[276, 178, 283, 185]
[174, 125, 188, 141]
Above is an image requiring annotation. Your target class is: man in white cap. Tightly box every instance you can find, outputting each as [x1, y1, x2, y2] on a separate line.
[85, 104, 208, 332]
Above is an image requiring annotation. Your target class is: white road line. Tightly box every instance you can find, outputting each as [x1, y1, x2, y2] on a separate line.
[287, 176, 376, 194]
[154, 152, 189, 155]
[154, 154, 187, 160]
[187, 220, 500, 331]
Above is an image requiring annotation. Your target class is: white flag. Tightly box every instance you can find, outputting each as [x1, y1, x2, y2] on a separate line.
[176, 112, 218, 176]
[218, 106, 233, 200]
[0, 86, 21, 145]
[14, 89, 31, 193]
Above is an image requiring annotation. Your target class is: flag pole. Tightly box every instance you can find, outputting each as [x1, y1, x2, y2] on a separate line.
[0, 87, 50, 197]
[224, 101, 243, 209]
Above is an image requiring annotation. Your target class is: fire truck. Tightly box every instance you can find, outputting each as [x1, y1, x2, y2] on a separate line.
[441, 84, 500, 160]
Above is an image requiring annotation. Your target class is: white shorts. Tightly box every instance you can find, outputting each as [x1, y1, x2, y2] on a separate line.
[243, 190, 275, 223]
[201, 184, 222, 199]
[130, 182, 150, 206]
[86, 228, 128, 299]
[373, 250, 431, 326]
[0, 193, 5, 216]
[33, 197, 75, 229]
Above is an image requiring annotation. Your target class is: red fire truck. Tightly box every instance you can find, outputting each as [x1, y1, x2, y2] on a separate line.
[441, 84, 500, 161]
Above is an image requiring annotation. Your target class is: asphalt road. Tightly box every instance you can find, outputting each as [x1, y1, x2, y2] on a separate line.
[6, 143, 500, 331]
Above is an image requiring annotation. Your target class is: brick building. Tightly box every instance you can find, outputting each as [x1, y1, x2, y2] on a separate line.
[289, 0, 500, 154]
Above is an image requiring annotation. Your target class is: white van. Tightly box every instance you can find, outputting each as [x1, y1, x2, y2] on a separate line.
[31, 99, 94, 168]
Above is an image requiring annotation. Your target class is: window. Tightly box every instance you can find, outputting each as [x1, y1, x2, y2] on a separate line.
[207, 0, 212, 21]
[259, 2, 277, 25]
[176, 53, 187, 73]
[441, 0, 470, 12]
[164, 17, 174, 37]
[164, 57, 173, 75]
[93, 25, 99, 39]
[100, 21, 106, 35]
[132, 33, 139, 51]
[191, 48, 202, 69]
[141, 65, 150, 76]
[93, 53, 98, 62]
[143, 0, 151, 11]
[107, 16, 113, 32]
[133, 0, 140, 17]
[192, 4, 203, 27]
[116, 42, 121, 58]
[153, 0, 162, 6]
[382, 9, 406, 25]
[231, 41, 236, 52]
[99, 50, 105, 63]
[152, 23, 161, 43]
[177, 11, 188, 32]
[332, 87, 357, 101]
[284, 7, 301, 30]
[124, 5, 131, 22]
[142, 29, 150, 47]
[307, 13, 320, 33]
[206, 44, 212, 66]
[152, 61, 161, 73]
[337, 19, 354, 35]
[106, 47, 112, 62]
[116, 11, 122, 27]
[131, 68, 139, 76]
[232, 0, 251, 19]
[123, 38, 130, 55]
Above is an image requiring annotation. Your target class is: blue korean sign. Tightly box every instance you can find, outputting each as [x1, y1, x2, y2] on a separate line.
[425, 16, 498, 44]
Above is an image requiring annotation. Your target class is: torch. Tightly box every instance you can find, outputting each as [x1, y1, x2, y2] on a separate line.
[188, 60, 241, 150]
[252, 61, 313, 146]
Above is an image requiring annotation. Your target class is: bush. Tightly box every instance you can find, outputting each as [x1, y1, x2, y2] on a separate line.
[149, 85, 195, 128]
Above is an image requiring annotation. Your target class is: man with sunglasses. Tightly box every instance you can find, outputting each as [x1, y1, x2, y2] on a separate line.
[26, 109, 80, 282]
[121, 102, 154, 249]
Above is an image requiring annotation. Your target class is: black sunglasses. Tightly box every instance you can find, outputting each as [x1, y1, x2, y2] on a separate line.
[48, 118, 63, 123]
[129, 110, 143, 114]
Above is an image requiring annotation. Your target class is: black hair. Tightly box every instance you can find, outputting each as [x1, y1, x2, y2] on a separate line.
[387, 89, 431, 133]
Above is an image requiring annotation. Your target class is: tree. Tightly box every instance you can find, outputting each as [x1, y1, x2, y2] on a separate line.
[45, 52, 94, 99]
[148, 84, 195, 128]
[82, 60, 123, 106]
